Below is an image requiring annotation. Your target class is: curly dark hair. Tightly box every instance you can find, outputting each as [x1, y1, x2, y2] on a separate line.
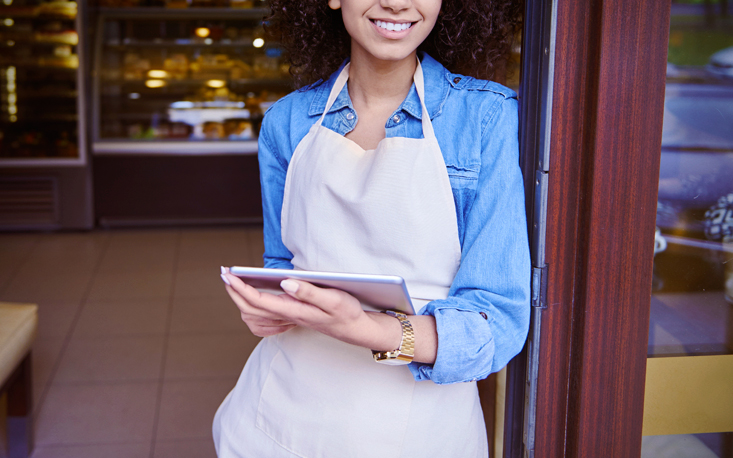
[265, 0, 522, 88]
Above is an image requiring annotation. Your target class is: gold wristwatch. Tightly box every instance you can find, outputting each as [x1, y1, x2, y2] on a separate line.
[372, 310, 415, 365]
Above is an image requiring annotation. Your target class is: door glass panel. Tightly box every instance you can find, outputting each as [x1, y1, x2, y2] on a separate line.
[645, 1, 733, 456]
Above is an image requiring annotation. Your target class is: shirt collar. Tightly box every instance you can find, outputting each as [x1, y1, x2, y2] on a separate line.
[307, 52, 448, 120]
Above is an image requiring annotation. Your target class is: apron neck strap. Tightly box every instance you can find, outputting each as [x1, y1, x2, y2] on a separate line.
[412, 59, 435, 139]
[318, 63, 351, 126]
[318, 58, 435, 139]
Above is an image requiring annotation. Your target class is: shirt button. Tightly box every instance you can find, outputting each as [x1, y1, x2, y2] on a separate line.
[480, 312, 488, 320]
[392, 115, 400, 123]
[453, 77, 461, 84]
[346, 112, 355, 120]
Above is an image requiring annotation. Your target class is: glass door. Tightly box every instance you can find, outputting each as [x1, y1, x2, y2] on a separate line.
[643, 1, 733, 456]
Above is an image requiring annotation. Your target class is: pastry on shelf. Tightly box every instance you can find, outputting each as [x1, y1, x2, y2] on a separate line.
[36, 1, 78, 19]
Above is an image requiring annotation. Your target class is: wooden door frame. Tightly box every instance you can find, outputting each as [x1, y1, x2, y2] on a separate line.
[504, 1, 672, 457]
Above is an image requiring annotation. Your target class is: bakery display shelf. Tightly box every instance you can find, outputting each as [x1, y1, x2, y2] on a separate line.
[0, 37, 78, 46]
[90, 4, 288, 153]
[0, 58, 78, 69]
[99, 77, 291, 87]
[6, 114, 78, 122]
[0, 40, 77, 48]
[14, 90, 78, 98]
[0, 7, 76, 20]
[93, 139, 259, 155]
[103, 40, 261, 49]
[94, 6, 268, 20]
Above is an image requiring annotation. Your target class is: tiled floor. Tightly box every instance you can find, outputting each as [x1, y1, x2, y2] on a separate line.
[0, 226, 265, 458]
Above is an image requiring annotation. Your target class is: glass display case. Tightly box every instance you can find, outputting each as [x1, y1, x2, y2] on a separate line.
[0, 0, 86, 165]
[91, 3, 292, 154]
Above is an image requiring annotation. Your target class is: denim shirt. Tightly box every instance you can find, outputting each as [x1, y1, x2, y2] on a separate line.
[258, 53, 531, 385]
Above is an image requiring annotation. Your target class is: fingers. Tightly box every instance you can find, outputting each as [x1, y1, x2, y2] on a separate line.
[239, 311, 293, 327]
[223, 282, 286, 321]
[280, 279, 358, 312]
[248, 323, 296, 337]
[221, 271, 363, 340]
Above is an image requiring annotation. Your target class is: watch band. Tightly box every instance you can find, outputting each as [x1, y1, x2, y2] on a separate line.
[372, 310, 415, 365]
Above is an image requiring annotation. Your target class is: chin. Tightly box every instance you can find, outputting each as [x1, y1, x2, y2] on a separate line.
[364, 45, 420, 64]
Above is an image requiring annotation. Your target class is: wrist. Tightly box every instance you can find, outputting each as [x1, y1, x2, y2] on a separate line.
[362, 311, 403, 351]
[371, 310, 415, 365]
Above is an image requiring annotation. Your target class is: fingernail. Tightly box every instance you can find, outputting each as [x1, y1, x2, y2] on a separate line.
[220, 266, 228, 274]
[280, 279, 299, 294]
[220, 274, 231, 286]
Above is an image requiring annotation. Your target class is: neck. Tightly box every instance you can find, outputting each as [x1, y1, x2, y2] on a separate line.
[347, 49, 418, 109]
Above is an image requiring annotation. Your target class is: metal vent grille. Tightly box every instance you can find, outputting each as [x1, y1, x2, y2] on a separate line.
[0, 176, 59, 227]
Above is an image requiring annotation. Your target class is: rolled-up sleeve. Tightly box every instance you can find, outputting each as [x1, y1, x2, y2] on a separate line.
[409, 97, 531, 384]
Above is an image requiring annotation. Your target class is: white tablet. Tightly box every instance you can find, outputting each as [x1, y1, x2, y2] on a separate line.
[228, 266, 415, 315]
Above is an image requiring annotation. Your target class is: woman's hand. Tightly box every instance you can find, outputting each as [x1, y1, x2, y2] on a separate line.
[221, 269, 436, 362]
[221, 268, 297, 337]
[221, 269, 401, 349]
[275, 278, 385, 347]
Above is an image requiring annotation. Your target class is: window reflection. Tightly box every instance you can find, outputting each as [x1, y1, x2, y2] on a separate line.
[650, 1, 733, 359]
[645, 1, 733, 456]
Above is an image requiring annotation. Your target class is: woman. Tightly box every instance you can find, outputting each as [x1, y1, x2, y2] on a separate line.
[215, 0, 530, 456]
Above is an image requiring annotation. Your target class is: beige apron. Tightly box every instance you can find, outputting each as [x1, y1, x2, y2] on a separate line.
[214, 61, 487, 458]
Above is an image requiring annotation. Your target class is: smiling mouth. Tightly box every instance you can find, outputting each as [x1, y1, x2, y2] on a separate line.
[372, 20, 414, 32]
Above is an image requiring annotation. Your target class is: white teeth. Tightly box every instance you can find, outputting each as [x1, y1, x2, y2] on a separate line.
[375, 20, 411, 32]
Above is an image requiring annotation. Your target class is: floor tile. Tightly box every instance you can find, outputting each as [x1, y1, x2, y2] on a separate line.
[55, 336, 165, 383]
[173, 268, 230, 299]
[155, 379, 234, 441]
[73, 298, 169, 337]
[19, 255, 99, 278]
[105, 230, 178, 251]
[87, 270, 173, 301]
[34, 382, 159, 446]
[0, 233, 40, 252]
[0, 227, 272, 458]
[153, 439, 217, 458]
[0, 271, 92, 303]
[0, 234, 38, 290]
[170, 296, 243, 334]
[177, 229, 252, 271]
[19, 233, 108, 276]
[30, 442, 151, 458]
[97, 245, 177, 274]
[34, 301, 83, 340]
[31, 338, 65, 415]
[164, 333, 258, 380]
